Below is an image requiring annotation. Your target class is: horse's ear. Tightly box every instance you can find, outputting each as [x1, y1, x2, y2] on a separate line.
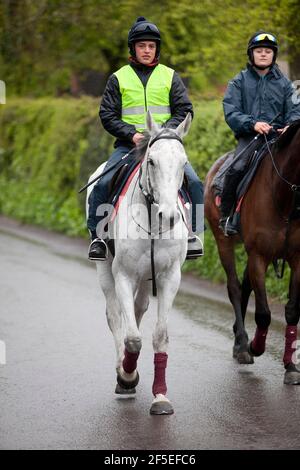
[146, 110, 160, 135]
[176, 113, 192, 139]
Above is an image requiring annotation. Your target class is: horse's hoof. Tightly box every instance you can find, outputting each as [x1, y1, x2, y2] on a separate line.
[237, 351, 254, 364]
[233, 347, 254, 364]
[150, 395, 174, 415]
[117, 370, 139, 390]
[150, 401, 174, 415]
[115, 383, 136, 394]
[284, 364, 300, 385]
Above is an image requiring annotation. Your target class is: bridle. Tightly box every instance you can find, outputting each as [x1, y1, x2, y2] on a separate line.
[131, 130, 186, 297]
[264, 134, 300, 193]
[130, 130, 186, 235]
[138, 130, 184, 206]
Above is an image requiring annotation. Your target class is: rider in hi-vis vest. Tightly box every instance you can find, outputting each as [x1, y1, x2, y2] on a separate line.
[114, 64, 174, 131]
[87, 16, 204, 260]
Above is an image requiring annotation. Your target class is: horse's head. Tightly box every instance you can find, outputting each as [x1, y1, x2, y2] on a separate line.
[142, 111, 192, 228]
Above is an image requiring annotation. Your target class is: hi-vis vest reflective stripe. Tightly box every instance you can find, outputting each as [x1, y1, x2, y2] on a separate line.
[114, 64, 174, 131]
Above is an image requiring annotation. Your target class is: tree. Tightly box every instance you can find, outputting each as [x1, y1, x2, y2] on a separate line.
[0, 0, 299, 97]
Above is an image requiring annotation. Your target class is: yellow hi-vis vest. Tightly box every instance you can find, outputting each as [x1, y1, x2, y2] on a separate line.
[114, 64, 174, 131]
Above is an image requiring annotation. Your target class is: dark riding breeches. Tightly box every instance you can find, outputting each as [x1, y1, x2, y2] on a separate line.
[87, 146, 132, 238]
[220, 135, 262, 216]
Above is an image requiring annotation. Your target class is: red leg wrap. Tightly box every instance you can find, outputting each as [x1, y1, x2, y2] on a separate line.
[122, 349, 139, 374]
[283, 325, 297, 366]
[152, 352, 168, 396]
[251, 327, 268, 355]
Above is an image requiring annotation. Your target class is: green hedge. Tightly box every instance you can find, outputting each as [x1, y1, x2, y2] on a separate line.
[0, 97, 114, 236]
[0, 97, 289, 300]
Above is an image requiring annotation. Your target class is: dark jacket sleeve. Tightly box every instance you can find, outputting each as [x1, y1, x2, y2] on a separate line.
[223, 75, 256, 136]
[164, 72, 194, 128]
[283, 78, 300, 125]
[99, 74, 137, 142]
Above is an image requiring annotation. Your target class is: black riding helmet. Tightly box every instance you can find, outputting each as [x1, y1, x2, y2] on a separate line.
[247, 30, 278, 69]
[128, 17, 161, 58]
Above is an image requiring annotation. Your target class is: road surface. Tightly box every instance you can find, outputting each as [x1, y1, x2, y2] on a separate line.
[0, 217, 299, 450]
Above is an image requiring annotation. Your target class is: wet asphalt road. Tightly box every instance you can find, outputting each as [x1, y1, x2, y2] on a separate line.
[0, 218, 300, 450]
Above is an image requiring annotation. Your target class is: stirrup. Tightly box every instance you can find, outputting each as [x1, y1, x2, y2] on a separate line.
[219, 217, 238, 237]
[186, 234, 204, 259]
[88, 238, 108, 261]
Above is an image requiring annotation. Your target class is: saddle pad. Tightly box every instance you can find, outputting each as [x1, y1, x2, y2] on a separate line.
[110, 163, 141, 222]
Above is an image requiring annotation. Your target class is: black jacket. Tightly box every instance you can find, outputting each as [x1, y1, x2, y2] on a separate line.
[223, 63, 300, 139]
[99, 62, 193, 148]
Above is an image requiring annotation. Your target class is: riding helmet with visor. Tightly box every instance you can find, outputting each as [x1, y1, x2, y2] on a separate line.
[247, 31, 278, 68]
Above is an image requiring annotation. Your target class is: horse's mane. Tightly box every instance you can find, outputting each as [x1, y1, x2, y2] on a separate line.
[274, 119, 300, 153]
[134, 132, 151, 163]
[134, 128, 180, 163]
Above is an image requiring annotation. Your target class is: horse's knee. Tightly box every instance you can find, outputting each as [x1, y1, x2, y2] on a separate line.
[227, 282, 241, 303]
[125, 335, 142, 353]
[153, 328, 169, 352]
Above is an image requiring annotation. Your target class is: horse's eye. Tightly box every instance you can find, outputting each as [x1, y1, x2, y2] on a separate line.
[149, 159, 155, 167]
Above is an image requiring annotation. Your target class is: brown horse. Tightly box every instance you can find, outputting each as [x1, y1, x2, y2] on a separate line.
[205, 121, 300, 384]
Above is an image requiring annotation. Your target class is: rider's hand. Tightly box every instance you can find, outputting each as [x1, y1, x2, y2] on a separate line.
[254, 122, 273, 134]
[132, 133, 144, 146]
[277, 126, 289, 134]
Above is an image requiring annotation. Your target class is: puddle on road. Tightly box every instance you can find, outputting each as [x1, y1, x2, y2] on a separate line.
[174, 291, 287, 364]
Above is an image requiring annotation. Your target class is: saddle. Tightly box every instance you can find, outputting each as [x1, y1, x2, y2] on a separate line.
[213, 140, 274, 213]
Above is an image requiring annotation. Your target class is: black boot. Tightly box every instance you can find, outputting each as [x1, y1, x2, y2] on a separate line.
[219, 169, 242, 236]
[88, 238, 108, 261]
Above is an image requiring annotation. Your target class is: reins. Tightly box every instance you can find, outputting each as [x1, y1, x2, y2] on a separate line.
[131, 131, 185, 296]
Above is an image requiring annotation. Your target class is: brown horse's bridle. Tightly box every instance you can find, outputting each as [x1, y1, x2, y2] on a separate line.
[264, 134, 300, 193]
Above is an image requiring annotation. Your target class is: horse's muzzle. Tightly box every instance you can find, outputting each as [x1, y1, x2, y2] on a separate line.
[157, 204, 180, 231]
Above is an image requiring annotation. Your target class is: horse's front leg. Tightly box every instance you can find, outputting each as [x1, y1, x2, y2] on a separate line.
[150, 263, 181, 415]
[215, 233, 252, 364]
[96, 264, 124, 374]
[283, 258, 300, 385]
[247, 253, 271, 358]
[113, 269, 141, 392]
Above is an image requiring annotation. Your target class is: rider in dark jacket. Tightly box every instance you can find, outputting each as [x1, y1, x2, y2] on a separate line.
[88, 17, 204, 259]
[219, 31, 300, 236]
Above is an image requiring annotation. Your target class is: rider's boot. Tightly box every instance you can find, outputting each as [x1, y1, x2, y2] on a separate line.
[218, 215, 239, 237]
[88, 238, 108, 261]
[219, 168, 243, 237]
